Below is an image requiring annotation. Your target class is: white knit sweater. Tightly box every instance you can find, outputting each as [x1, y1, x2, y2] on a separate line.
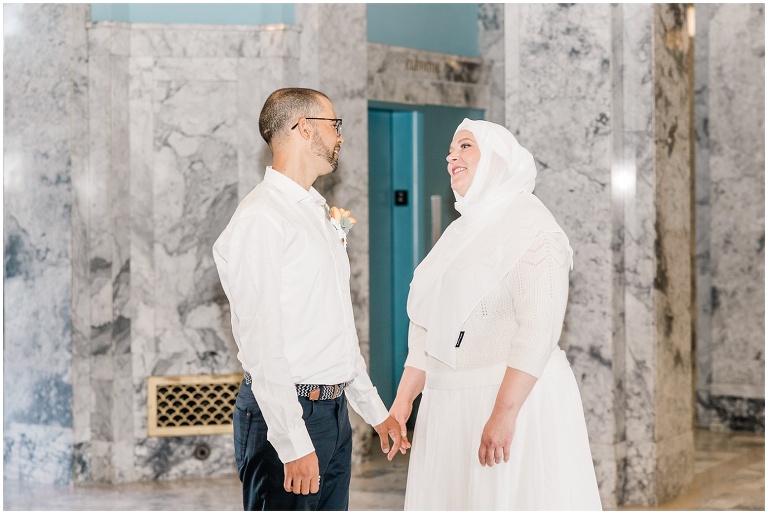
[404, 231, 571, 379]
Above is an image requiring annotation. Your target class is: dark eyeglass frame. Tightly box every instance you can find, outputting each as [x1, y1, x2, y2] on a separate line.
[291, 117, 343, 136]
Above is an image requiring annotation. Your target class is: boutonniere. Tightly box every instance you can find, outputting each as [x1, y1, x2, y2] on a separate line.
[325, 205, 357, 249]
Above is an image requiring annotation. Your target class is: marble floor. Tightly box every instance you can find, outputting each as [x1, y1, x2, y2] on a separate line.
[3, 429, 763, 511]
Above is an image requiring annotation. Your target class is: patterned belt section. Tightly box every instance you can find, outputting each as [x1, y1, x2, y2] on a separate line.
[243, 372, 352, 400]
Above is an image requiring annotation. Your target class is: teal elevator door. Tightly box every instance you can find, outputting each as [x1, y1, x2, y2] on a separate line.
[368, 109, 422, 406]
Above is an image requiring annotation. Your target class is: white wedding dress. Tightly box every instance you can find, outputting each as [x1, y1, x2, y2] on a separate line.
[403, 233, 602, 511]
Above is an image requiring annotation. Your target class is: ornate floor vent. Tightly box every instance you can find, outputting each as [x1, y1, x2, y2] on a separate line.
[147, 374, 243, 437]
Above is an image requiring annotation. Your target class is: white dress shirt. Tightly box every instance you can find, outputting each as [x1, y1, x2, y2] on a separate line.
[213, 167, 389, 463]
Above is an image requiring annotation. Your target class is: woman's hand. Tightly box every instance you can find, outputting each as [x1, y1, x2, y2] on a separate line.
[389, 365, 426, 455]
[477, 367, 537, 467]
[388, 398, 413, 454]
[389, 398, 413, 426]
[478, 410, 516, 466]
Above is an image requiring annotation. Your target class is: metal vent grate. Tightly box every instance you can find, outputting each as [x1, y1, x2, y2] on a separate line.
[147, 374, 243, 437]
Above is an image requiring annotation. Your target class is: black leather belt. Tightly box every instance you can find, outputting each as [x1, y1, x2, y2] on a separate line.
[243, 372, 352, 401]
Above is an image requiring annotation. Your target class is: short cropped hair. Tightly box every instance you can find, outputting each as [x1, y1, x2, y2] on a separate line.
[258, 88, 329, 146]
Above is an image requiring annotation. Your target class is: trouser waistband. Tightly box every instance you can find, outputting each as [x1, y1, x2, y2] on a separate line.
[243, 371, 352, 401]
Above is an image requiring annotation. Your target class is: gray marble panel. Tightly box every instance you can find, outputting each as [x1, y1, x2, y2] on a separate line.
[87, 440, 115, 483]
[694, 3, 765, 433]
[693, 5, 713, 428]
[478, 4, 505, 124]
[4, 424, 74, 485]
[92, 380, 114, 442]
[134, 435, 237, 481]
[3, 3, 89, 485]
[153, 78, 241, 362]
[122, 21, 300, 59]
[706, 4, 765, 413]
[618, 4, 656, 455]
[129, 55, 158, 365]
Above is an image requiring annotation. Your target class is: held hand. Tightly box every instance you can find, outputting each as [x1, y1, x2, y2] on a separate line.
[478, 411, 516, 467]
[374, 415, 411, 461]
[388, 398, 413, 452]
[284, 452, 320, 495]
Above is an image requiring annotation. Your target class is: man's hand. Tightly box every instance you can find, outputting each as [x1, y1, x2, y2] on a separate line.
[374, 415, 411, 461]
[284, 452, 320, 495]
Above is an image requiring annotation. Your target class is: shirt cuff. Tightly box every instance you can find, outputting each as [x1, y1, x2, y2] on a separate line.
[367, 395, 390, 427]
[267, 423, 315, 464]
[351, 390, 390, 427]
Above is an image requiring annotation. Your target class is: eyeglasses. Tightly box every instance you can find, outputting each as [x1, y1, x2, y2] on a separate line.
[291, 117, 343, 136]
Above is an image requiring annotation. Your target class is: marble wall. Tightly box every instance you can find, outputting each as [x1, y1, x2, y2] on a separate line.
[6, 2, 415, 485]
[4, 4, 89, 485]
[6, 2, 761, 496]
[496, 3, 695, 507]
[695, 4, 765, 434]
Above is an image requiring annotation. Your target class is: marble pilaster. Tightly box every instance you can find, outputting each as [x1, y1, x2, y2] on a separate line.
[296, 3, 373, 463]
[3, 3, 89, 485]
[497, 3, 695, 507]
[80, 20, 302, 483]
[694, 4, 765, 433]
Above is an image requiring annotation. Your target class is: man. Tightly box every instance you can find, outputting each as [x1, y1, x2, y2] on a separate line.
[213, 88, 409, 511]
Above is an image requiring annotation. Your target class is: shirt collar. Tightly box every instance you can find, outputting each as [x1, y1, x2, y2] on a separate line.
[264, 166, 327, 208]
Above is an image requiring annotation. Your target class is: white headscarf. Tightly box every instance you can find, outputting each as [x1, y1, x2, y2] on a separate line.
[406, 119, 573, 369]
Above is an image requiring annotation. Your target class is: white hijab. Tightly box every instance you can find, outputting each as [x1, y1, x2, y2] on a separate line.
[406, 119, 573, 369]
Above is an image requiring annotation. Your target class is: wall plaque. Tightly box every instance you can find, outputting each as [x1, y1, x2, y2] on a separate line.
[368, 43, 491, 109]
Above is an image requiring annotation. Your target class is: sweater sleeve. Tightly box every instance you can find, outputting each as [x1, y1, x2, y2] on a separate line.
[404, 321, 429, 371]
[506, 232, 571, 378]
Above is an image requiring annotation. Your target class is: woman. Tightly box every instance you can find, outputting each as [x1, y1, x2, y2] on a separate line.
[390, 119, 602, 510]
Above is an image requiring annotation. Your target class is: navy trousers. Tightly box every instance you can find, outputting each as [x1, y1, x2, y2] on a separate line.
[233, 379, 353, 511]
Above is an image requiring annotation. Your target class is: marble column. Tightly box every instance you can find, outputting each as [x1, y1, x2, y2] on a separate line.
[495, 3, 694, 506]
[694, 4, 765, 433]
[623, 5, 694, 505]
[3, 3, 89, 485]
[296, 3, 373, 464]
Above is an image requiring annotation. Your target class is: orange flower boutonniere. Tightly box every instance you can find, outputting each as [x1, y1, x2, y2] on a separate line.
[327, 206, 356, 248]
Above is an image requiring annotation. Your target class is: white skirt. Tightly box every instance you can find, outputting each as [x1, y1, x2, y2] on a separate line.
[404, 349, 602, 511]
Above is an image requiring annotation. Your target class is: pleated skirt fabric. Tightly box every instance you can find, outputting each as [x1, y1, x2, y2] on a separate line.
[404, 349, 602, 511]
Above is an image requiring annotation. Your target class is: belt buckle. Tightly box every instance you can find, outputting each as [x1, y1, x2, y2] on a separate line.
[332, 384, 340, 398]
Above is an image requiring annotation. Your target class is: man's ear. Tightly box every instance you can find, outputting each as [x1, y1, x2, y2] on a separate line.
[295, 118, 313, 141]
